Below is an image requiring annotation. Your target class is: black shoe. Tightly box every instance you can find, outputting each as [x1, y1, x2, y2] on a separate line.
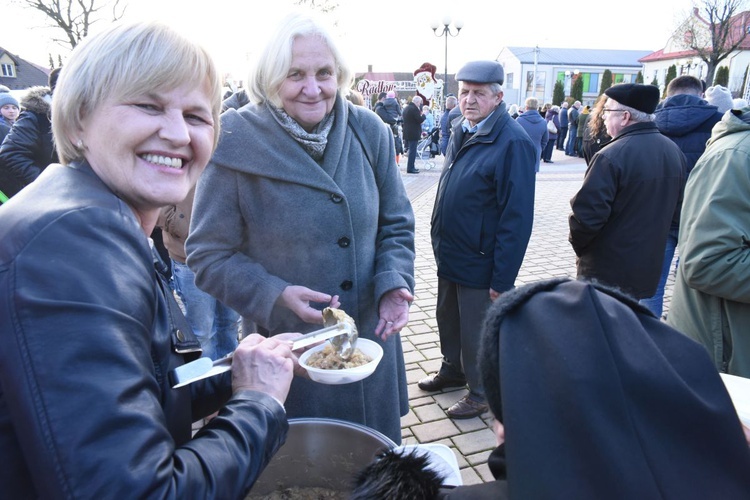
[407, 169, 420, 174]
[446, 395, 488, 419]
[418, 372, 466, 392]
[543, 160, 554, 163]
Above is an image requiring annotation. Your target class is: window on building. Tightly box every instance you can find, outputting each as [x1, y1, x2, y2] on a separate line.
[525, 71, 545, 96]
[1, 64, 15, 78]
[506, 73, 514, 89]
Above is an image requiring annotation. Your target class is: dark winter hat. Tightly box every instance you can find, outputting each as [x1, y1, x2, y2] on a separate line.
[0, 93, 19, 109]
[604, 83, 659, 114]
[456, 60, 504, 85]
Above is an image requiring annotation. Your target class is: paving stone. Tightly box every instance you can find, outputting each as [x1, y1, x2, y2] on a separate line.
[419, 347, 443, 360]
[409, 395, 434, 407]
[411, 419, 461, 442]
[459, 466, 484, 486]
[452, 428, 497, 456]
[413, 403, 446, 423]
[405, 368, 424, 384]
[419, 358, 444, 374]
[407, 323, 435, 335]
[433, 389, 468, 408]
[400, 409, 420, 427]
[466, 450, 492, 467]
[475, 461, 495, 482]
[454, 416, 492, 433]
[401, 435, 419, 446]
[403, 349, 425, 364]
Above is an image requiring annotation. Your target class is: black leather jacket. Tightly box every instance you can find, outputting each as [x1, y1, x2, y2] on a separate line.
[0, 162, 287, 498]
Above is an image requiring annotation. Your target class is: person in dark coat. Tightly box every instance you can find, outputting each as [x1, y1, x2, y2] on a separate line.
[402, 95, 425, 173]
[0, 68, 60, 200]
[516, 96, 548, 171]
[557, 101, 569, 149]
[569, 83, 687, 299]
[374, 91, 404, 163]
[438, 95, 458, 155]
[640, 75, 723, 318]
[565, 100, 580, 155]
[353, 277, 750, 499]
[421, 60, 536, 420]
[541, 105, 560, 163]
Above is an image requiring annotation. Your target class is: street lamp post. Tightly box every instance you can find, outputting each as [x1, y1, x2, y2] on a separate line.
[431, 17, 463, 100]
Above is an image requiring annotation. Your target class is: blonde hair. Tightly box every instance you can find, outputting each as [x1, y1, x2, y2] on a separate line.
[52, 22, 222, 164]
[247, 13, 352, 108]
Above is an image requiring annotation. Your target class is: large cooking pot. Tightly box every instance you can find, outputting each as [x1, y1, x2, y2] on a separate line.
[249, 418, 396, 496]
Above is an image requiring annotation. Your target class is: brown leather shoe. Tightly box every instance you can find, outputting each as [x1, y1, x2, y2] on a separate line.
[446, 395, 488, 419]
[417, 372, 467, 392]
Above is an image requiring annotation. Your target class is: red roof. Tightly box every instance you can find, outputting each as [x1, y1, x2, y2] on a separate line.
[638, 9, 750, 63]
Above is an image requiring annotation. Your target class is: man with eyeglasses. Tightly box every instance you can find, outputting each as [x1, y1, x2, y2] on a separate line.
[569, 83, 687, 302]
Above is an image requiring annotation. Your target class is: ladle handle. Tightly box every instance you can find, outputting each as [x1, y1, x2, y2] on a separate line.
[291, 323, 352, 351]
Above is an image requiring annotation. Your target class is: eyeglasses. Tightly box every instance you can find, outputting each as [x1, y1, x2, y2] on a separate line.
[602, 108, 628, 117]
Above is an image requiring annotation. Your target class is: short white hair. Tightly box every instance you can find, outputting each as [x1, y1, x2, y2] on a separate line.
[248, 13, 352, 108]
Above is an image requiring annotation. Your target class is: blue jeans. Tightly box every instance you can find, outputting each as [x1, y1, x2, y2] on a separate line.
[171, 260, 240, 360]
[565, 125, 578, 155]
[640, 227, 678, 318]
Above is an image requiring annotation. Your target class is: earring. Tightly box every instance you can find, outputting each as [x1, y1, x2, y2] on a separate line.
[76, 139, 84, 149]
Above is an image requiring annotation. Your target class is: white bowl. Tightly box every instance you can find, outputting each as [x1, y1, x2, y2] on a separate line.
[299, 338, 383, 385]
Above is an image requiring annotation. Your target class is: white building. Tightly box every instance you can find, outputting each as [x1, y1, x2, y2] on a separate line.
[496, 47, 650, 107]
[639, 8, 750, 98]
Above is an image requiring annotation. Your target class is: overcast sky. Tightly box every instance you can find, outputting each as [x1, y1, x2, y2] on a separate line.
[4, 0, 692, 80]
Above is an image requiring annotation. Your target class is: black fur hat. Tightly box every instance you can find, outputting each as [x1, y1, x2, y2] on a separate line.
[349, 448, 444, 499]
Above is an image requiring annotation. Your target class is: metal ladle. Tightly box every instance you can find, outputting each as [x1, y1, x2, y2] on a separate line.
[291, 322, 358, 360]
[172, 322, 357, 388]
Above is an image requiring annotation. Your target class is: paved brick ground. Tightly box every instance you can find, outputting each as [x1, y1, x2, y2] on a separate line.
[396, 147, 677, 485]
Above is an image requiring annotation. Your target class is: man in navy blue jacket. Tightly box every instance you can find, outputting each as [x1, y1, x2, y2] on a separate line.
[640, 75, 723, 318]
[422, 60, 536, 419]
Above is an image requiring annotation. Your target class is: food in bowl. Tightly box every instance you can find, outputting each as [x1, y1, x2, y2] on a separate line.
[299, 338, 383, 385]
[306, 344, 372, 370]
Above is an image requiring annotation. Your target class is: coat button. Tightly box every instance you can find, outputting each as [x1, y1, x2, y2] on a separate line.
[338, 237, 350, 248]
[176, 329, 185, 341]
[340, 280, 353, 291]
[330, 193, 343, 203]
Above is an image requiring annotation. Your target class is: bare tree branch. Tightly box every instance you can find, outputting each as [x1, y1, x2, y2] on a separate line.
[294, 0, 339, 14]
[674, 0, 749, 85]
[15, 0, 126, 54]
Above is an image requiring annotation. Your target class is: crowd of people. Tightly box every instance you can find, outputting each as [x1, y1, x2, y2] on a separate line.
[1, 11, 750, 499]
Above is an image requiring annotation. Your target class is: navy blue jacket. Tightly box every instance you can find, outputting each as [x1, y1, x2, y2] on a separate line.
[654, 94, 722, 174]
[431, 102, 536, 292]
[559, 107, 569, 128]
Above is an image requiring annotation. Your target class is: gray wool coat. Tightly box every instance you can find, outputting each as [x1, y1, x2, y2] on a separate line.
[186, 95, 415, 443]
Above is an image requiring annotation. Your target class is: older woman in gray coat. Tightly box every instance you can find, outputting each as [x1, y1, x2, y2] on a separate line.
[186, 14, 415, 444]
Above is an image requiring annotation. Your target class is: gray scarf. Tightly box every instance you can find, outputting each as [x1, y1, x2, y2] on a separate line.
[267, 103, 335, 161]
